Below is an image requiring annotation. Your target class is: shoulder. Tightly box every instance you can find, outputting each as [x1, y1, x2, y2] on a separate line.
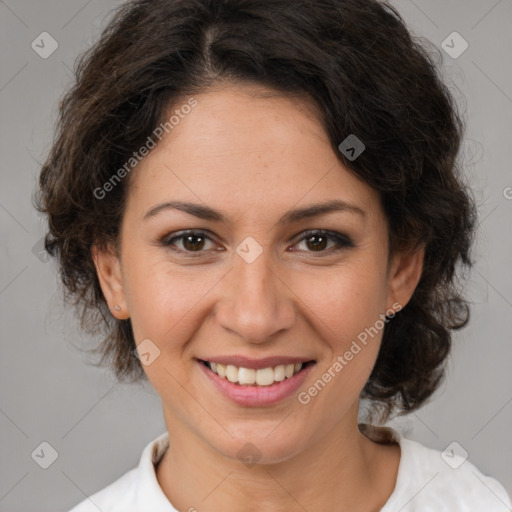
[383, 433, 512, 511]
[67, 467, 139, 512]
[67, 431, 174, 512]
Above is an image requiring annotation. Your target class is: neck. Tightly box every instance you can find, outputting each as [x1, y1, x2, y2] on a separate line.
[155, 406, 400, 512]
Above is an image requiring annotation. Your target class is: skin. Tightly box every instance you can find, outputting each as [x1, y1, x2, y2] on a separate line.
[92, 82, 424, 512]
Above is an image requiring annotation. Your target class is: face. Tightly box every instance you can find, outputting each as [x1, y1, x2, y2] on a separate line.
[93, 83, 423, 464]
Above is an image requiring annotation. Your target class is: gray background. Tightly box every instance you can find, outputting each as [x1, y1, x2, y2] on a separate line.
[1, 0, 511, 510]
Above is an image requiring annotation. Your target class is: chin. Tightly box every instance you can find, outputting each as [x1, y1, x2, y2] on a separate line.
[209, 426, 308, 466]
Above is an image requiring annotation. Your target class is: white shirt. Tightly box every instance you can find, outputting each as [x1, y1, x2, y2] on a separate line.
[69, 427, 511, 511]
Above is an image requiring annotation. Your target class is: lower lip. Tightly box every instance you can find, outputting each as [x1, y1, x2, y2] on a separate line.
[197, 360, 315, 407]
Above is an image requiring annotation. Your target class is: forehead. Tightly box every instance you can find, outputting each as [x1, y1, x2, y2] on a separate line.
[125, 84, 381, 224]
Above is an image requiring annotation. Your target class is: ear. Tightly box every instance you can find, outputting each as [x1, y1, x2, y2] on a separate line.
[385, 244, 425, 311]
[91, 243, 130, 319]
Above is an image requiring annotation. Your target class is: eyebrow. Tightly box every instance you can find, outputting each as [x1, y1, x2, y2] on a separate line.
[143, 199, 366, 225]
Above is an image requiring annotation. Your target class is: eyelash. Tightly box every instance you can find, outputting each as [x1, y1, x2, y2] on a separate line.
[160, 229, 354, 257]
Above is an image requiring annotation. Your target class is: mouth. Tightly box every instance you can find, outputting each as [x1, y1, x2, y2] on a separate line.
[196, 357, 316, 407]
[198, 359, 316, 386]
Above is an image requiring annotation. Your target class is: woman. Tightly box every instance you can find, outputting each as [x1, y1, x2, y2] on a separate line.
[35, 0, 511, 510]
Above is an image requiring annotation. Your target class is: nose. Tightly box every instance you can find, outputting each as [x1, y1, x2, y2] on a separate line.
[215, 248, 296, 344]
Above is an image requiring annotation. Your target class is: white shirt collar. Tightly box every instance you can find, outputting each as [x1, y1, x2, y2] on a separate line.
[134, 425, 403, 510]
[134, 431, 177, 510]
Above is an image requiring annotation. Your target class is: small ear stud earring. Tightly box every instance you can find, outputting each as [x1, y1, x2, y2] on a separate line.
[113, 305, 121, 311]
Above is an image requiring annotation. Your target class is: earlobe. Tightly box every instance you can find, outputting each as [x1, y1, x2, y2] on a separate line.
[386, 245, 425, 311]
[91, 244, 129, 319]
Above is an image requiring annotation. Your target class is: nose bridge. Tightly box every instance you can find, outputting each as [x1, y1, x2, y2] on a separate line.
[216, 244, 295, 343]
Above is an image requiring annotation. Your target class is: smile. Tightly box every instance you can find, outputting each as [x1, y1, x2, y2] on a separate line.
[201, 360, 311, 386]
[197, 358, 316, 407]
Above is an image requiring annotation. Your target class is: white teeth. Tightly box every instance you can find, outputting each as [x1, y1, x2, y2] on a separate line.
[226, 364, 238, 383]
[216, 363, 226, 378]
[238, 367, 256, 385]
[274, 365, 286, 381]
[206, 360, 305, 386]
[255, 367, 275, 386]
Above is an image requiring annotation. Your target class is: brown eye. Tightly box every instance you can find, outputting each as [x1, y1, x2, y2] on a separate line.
[162, 230, 216, 254]
[304, 233, 328, 251]
[293, 230, 354, 254]
[161, 229, 354, 258]
[181, 233, 206, 251]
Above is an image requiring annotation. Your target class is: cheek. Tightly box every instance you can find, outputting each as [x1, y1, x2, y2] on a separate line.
[126, 246, 388, 357]
[123, 254, 229, 379]
[292, 261, 387, 405]
[296, 261, 387, 349]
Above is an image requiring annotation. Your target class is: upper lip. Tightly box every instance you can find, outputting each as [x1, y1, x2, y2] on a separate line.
[198, 355, 315, 370]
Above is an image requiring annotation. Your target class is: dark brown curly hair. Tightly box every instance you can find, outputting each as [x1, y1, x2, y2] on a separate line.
[34, 0, 477, 421]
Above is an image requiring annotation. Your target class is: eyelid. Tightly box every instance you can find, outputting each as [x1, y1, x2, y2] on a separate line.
[160, 228, 354, 256]
[161, 229, 220, 255]
[292, 229, 354, 250]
